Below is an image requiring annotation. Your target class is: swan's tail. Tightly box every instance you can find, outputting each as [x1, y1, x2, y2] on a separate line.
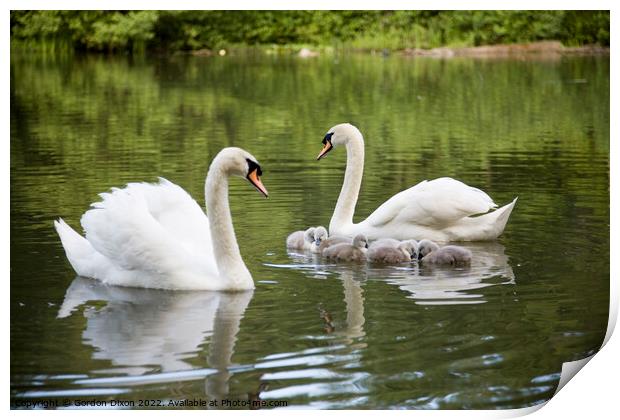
[483, 197, 518, 239]
[54, 218, 101, 278]
[456, 197, 517, 241]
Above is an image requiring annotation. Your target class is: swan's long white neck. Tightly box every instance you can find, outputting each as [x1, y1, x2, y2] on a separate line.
[329, 133, 365, 233]
[205, 161, 253, 290]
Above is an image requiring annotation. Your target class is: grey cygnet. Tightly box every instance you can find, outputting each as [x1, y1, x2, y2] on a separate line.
[315, 226, 350, 254]
[286, 227, 315, 250]
[322, 234, 369, 262]
[418, 239, 472, 265]
[367, 239, 419, 264]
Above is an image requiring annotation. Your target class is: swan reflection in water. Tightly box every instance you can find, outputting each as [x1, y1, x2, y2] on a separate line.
[258, 267, 370, 404]
[318, 267, 367, 346]
[338, 268, 367, 347]
[312, 242, 513, 340]
[369, 242, 515, 305]
[58, 277, 253, 399]
[271, 253, 367, 344]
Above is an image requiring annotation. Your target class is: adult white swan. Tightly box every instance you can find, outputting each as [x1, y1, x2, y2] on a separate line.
[316, 123, 517, 241]
[54, 147, 268, 291]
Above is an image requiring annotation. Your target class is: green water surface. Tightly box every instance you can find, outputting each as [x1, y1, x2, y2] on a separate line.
[10, 52, 609, 409]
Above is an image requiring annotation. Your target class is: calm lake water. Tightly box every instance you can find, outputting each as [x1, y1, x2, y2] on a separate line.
[10, 52, 609, 409]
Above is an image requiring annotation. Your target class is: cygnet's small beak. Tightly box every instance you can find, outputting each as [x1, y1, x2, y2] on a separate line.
[247, 170, 269, 198]
[315, 239, 321, 246]
[317, 140, 333, 160]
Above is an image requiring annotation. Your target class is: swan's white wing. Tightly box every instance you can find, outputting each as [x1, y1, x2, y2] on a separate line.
[364, 177, 497, 228]
[125, 178, 214, 259]
[81, 179, 215, 275]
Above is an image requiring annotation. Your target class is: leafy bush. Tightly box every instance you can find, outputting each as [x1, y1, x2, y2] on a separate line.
[10, 10, 610, 53]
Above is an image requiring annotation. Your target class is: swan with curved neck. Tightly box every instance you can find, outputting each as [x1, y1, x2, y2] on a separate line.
[317, 123, 517, 241]
[54, 147, 268, 291]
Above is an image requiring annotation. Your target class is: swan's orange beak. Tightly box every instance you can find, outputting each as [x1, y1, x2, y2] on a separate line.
[316, 140, 333, 160]
[247, 169, 269, 198]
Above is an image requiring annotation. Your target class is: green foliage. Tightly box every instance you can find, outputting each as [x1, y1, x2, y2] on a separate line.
[88, 11, 158, 51]
[439, 11, 565, 45]
[10, 10, 610, 52]
[560, 10, 610, 46]
[11, 11, 158, 51]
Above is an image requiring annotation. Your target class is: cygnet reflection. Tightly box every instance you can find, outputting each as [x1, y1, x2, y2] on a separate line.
[368, 242, 515, 305]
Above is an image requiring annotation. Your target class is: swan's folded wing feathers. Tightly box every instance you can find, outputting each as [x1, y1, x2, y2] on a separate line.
[81, 181, 214, 275]
[466, 184, 497, 209]
[82, 189, 179, 272]
[364, 180, 429, 227]
[124, 179, 214, 259]
[366, 177, 498, 228]
[403, 178, 497, 225]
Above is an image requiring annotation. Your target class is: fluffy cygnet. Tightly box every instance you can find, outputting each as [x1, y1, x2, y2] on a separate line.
[310, 226, 328, 253]
[367, 239, 419, 264]
[368, 238, 400, 251]
[417, 239, 440, 258]
[400, 240, 419, 260]
[316, 228, 351, 254]
[286, 227, 316, 250]
[418, 239, 472, 265]
[322, 234, 368, 262]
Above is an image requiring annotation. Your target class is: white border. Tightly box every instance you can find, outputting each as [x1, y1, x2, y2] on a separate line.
[3, 1, 618, 10]
[4, 2, 617, 419]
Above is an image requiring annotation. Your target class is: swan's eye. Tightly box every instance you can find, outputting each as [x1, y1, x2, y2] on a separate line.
[246, 158, 262, 176]
[322, 132, 334, 145]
